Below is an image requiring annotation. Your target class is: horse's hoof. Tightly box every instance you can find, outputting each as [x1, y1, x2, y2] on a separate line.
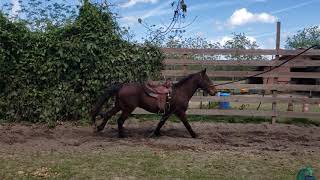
[96, 125, 105, 133]
[191, 133, 198, 138]
[92, 125, 98, 133]
[118, 134, 126, 138]
[149, 131, 161, 138]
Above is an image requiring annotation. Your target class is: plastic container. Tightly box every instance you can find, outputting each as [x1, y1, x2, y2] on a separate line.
[217, 92, 231, 109]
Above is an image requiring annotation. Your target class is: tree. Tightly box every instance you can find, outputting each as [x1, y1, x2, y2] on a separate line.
[285, 26, 320, 49]
[1, 0, 78, 31]
[223, 33, 259, 49]
[223, 33, 263, 61]
[165, 35, 220, 49]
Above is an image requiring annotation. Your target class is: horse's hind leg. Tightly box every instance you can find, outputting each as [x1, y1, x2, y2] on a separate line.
[96, 106, 121, 132]
[117, 110, 132, 138]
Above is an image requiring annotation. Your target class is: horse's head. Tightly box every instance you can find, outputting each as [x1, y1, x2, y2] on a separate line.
[198, 69, 216, 96]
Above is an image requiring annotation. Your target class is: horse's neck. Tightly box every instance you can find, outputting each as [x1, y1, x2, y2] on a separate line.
[176, 77, 199, 100]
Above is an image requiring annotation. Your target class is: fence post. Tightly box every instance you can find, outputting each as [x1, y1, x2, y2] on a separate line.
[271, 90, 277, 124]
[271, 22, 281, 124]
[274, 21, 281, 84]
[276, 21, 281, 59]
[182, 54, 188, 76]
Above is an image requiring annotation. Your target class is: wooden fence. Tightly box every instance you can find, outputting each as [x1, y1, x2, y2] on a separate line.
[133, 47, 320, 122]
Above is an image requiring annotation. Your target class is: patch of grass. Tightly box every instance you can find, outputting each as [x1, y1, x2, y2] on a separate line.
[0, 150, 319, 180]
[280, 118, 320, 126]
[133, 113, 320, 126]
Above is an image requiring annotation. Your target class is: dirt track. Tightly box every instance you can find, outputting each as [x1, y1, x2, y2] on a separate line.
[1, 120, 319, 154]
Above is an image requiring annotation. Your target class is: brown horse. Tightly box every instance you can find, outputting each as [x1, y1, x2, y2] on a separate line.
[91, 69, 216, 138]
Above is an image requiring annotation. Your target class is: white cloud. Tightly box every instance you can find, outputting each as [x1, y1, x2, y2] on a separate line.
[120, 0, 158, 8]
[228, 8, 277, 27]
[10, 0, 21, 18]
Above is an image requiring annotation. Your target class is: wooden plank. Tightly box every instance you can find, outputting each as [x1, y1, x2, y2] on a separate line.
[162, 70, 320, 79]
[191, 96, 320, 104]
[162, 48, 320, 56]
[132, 108, 320, 119]
[153, 81, 320, 91]
[164, 59, 320, 67]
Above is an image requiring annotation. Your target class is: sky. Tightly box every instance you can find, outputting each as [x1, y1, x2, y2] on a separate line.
[109, 0, 320, 48]
[1, 0, 320, 48]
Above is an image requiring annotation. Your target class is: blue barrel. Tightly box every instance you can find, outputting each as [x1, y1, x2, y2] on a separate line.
[218, 92, 230, 109]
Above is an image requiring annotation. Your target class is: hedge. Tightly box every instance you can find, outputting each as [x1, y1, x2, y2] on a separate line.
[0, 2, 164, 123]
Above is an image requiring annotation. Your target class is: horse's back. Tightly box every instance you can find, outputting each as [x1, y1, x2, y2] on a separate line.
[117, 83, 144, 107]
[118, 83, 143, 96]
[117, 83, 162, 113]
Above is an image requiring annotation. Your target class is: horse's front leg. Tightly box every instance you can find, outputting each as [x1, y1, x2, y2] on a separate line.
[117, 108, 135, 138]
[175, 111, 197, 138]
[149, 113, 172, 137]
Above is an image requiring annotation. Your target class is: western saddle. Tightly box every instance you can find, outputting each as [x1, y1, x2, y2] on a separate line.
[144, 80, 172, 112]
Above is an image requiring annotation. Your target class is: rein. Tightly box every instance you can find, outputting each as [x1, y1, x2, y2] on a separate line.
[210, 44, 319, 88]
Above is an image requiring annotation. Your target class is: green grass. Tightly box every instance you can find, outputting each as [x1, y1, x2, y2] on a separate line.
[0, 149, 319, 180]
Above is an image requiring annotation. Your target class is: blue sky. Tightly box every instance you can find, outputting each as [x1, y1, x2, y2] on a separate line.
[2, 0, 320, 48]
[109, 0, 320, 48]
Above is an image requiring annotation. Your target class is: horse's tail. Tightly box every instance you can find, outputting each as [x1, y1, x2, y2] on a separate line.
[90, 83, 123, 124]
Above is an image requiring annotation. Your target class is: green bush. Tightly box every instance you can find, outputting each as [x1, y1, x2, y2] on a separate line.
[0, 3, 164, 123]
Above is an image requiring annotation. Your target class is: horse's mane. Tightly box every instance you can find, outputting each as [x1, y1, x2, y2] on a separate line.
[173, 72, 198, 88]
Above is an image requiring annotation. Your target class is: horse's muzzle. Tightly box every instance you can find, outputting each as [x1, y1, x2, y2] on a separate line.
[208, 85, 217, 96]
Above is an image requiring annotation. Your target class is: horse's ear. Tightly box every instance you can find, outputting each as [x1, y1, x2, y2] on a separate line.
[202, 68, 207, 74]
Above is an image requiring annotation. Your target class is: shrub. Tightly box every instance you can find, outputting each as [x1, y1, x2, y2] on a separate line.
[0, 3, 164, 123]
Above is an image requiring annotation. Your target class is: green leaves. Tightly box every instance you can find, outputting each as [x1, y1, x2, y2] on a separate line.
[285, 26, 320, 49]
[180, 0, 187, 13]
[223, 33, 264, 61]
[0, 3, 164, 123]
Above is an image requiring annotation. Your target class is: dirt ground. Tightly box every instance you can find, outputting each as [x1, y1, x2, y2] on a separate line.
[1, 119, 319, 155]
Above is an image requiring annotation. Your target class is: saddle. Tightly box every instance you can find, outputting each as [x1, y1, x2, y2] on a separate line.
[144, 81, 172, 111]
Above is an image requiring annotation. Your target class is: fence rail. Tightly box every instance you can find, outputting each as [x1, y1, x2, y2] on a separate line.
[164, 59, 320, 67]
[161, 70, 320, 79]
